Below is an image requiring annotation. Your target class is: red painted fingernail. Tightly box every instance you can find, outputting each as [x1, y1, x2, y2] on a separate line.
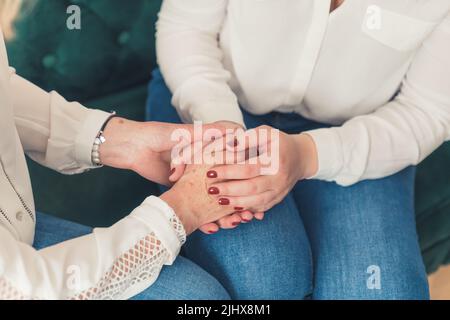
[169, 168, 176, 176]
[234, 207, 244, 211]
[208, 187, 220, 195]
[232, 222, 241, 226]
[209, 230, 217, 234]
[228, 138, 239, 147]
[218, 198, 230, 205]
[207, 170, 218, 178]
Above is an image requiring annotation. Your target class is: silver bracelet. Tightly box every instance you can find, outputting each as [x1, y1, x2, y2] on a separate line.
[92, 132, 107, 166]
[92, 111, 117, 166]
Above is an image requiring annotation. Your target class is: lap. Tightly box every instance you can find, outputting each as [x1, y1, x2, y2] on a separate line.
[132, 255, 230, 300]
[183, 194, 313, 300]
[293, 168, 429, 299]
[34, 212, 92, 249]
[147, 68, 429, 300]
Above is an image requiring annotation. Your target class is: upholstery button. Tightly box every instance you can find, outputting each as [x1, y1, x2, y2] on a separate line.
[117, 31, 130, 45]
[42, 54, 57, 68]
[16, 211, 24, 222]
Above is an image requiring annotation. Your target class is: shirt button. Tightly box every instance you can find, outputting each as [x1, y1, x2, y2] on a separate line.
[16, 211, 24, 222]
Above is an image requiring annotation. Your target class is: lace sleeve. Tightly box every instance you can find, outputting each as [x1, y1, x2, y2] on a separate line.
[0, 197, 186, 300]
[73, 215, 186, 300]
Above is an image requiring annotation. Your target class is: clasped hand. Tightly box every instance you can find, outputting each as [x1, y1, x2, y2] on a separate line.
[168, 122, 318, 234]
[100, 118, 317, 235]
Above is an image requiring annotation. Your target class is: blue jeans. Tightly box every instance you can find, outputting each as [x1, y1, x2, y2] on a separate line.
[145, 68, 430, 300]
[34, 212, 230, 300]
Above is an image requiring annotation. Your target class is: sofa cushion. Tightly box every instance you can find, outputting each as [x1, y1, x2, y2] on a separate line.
[416, 144, 450, 273]
[7, 0, 162, 101]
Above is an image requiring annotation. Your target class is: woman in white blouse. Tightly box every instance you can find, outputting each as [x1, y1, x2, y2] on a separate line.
[0, 0, 237, 300]
[149, 0, 450, 299]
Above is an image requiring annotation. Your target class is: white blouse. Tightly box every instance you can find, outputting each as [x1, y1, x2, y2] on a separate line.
[0, 29, 185, 299]
[157, 0, 450, 186]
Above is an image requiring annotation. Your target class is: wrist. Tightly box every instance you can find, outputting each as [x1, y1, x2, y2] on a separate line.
[99, 117, 143, 170]
[294, 133, 319, 180]
[160, 189, 198, 235]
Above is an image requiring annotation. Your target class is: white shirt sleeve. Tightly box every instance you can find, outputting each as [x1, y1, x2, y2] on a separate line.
[0, 196, 186, 300]
[9, 68, 112, 175]
[156, 0, 245, 126]
[306, 14, 450, 186]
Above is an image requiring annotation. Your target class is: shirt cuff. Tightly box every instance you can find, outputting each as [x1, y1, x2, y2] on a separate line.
[304, 128, 344, 181]
[130, 196, 186, 263]
[188, 103, 246, 128]
[74, 109, 113, 168]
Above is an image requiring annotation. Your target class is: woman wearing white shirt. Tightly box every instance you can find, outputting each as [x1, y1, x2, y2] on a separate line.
[0, 0, 237, 300]
[149, 0, 450, 299]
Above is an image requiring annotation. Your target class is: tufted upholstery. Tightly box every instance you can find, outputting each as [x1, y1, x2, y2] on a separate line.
[8, 0, 161, 102]
[5, 0, 450, 273]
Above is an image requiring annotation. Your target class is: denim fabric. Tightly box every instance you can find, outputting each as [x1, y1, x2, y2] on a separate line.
[145, 68, 429, 300]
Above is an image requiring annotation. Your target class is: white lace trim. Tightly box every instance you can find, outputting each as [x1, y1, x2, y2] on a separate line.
[0, 213, 186, 300]
[0, 278, 31, 300]
[72, 231, 169, 300]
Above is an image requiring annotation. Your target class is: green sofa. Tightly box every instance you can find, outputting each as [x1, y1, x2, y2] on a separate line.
[6, 0, 450, 274]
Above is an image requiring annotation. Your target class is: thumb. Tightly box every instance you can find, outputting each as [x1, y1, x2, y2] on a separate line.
[161, 150, 186, 182]
[169, 163, 186, 182]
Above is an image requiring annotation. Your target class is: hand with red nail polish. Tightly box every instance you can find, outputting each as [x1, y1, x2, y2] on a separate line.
[199, 127, 319, 233]
[161, 164, 238, 235]
[201, 168, 257, 233]
[201, 173, 258, 233]
[203, 127, 318, 214]
[166, 120, 257, 234]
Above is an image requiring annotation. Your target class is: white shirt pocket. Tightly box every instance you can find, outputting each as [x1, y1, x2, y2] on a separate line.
[362, 5, 439, 52]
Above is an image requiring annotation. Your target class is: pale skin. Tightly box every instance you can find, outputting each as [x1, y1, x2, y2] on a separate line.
[208, 127, 318, 212]
[168, 120, 267, 233]
[189, 124, 319, 233]
[99, 117, 238, 235]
